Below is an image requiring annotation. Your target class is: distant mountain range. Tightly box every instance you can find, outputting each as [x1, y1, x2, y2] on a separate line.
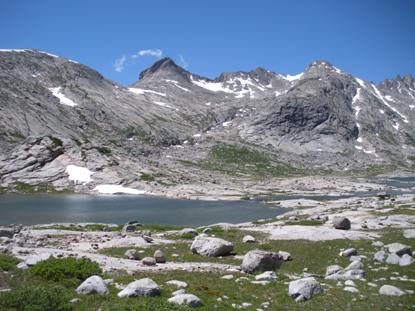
[0, 49, 414, 193]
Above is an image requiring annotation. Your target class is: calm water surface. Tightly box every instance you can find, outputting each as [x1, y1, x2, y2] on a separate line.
[0, 177, 413, 226]
[0, 195, 285, 226]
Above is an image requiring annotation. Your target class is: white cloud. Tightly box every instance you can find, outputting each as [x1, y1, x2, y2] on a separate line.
[135, 49, 162, 58]
[114, 49, 163, 72]
[113, 55, 126, 72]
[178, 54, 189, 69]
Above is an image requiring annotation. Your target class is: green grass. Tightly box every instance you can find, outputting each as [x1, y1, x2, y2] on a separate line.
[100, 227, 270, 265]
[377, 206, 415, 216]
[0, 254, 19, 271]
[48, 135, 63, 149]
[10, 182, 71, 194]
[183, 143, 303, 178]
[1, 227, 415, 310]
[285, 220, 322, 226]
[95, 146, 112, 155]
[139, 173, 156, 182]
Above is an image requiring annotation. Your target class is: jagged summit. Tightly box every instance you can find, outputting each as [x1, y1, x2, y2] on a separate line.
[137, 57, 190, 82]
[0, 48, 414, 193]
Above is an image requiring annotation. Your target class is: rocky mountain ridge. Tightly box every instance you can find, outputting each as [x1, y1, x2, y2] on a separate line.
[0, 49, 414, 195]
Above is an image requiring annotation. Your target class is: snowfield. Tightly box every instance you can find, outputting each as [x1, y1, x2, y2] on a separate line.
[65, 165, 93, 184]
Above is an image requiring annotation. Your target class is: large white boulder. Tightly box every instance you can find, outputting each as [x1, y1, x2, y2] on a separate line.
[76, 275, 108, 295]
[117, 278, 160, 298]
[379, 285, 406, 296]
[190, 236, 233, 257]
[288, 277, 323, 302]
[168, 293, 203, 307]
[385, 243, 412, 256]
[240, 250, 281, 274]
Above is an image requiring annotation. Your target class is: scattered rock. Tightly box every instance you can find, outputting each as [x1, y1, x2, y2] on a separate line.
[346, 260, 363, 271]
[166, 280, 188, 288]
[340, 248, 357, 257]
[122, 223, 137, 233]
[117, 278, 161, 298]
[386, 253, 400, 265]
[16, 262, 29, 270]
[251, 280, 270, 286]
[325, 265, 344, 277]
[142, 235, 153, 243]
[179, 228, 198, 238]
[344, 286, 359, 293]
[374, 251, 385, 263]
[399, 254, 414, 266]
[379, 285, 406, 296]
[372, 241, 384, 247]
[332, 217, 351, 230]
[403, 229, 415, 239]
[172, 289, 187, 296]
[168, 294, 203, 308]
[190, 236, 233, 257]
[288, 277, 323, 302]
[76, 275, 108, 295]
[154, 249, 166, 263]
[278, 251, 292, 261]
[124, 249, 140, 260]
[385, 243, 412, 256]
[325, 269, 364, 280]
[0, 227, 16, 238]
[242, 235, 256, 243]
[25, 253, 51, 266]
[142, 257, 156, 266]
[255, 271, 277, 281]
[240, 250, 281, 274]
[221, 274, 234, 280]
[344, 280, 356, 287]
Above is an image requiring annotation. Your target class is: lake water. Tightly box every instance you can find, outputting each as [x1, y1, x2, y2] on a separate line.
[0, 176, 413, 226]
[0, 195, 285, 226]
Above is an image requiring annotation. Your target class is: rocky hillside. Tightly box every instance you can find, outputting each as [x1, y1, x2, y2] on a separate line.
[0, 49, 414, 194]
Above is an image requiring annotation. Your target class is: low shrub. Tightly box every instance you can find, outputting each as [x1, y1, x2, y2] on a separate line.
[30, 257, 101, 287]
[0, 285, 73, 311]
[0, 254, 19, 271]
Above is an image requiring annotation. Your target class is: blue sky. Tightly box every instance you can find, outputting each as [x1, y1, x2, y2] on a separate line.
[1, 0, 414, 85]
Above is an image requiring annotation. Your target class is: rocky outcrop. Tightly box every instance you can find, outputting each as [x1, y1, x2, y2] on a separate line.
[1, 50, 415, 192]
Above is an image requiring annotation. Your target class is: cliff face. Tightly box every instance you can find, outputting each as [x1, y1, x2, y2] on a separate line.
[0, 50, 414, 192]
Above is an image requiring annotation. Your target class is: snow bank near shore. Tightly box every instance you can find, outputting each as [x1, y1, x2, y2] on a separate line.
[93, 184, 146, 195]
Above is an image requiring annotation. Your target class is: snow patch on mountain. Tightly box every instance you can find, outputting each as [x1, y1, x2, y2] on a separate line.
[129, 88, 166, 97]
[153, 101, 177, 110]
[355, 78, 366, 88]
[65, 165, 93, 184]
[283, 73, 303, 82]
[371, 84, 409, 124]
[49, 87, 78, 107]
[190, 75, 233, 93]
[164, 79, 191, 92]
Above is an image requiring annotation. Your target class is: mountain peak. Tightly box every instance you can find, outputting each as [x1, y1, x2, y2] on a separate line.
[138, 57, 189, 81]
